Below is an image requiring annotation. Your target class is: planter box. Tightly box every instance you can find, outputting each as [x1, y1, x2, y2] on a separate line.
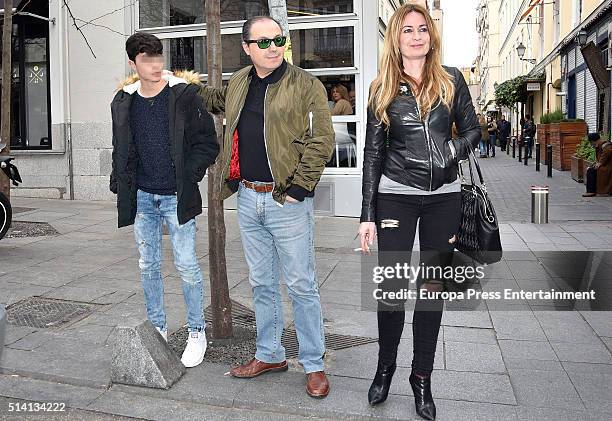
[537, 124, 550, 163]
[571, 155, 584, 183]
[548, 121, 588, 171]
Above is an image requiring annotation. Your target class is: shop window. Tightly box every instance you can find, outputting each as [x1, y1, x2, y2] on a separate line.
[286, 0, 353, 17]
[163, 27, 354, 73]
[0, 1, 51, 150]
[290, 27, 354, 69]
[139, 0, 354, 28]
[318, 75, 357, 168]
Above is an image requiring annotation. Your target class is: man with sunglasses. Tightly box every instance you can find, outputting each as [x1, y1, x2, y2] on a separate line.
[200, 15, 334, 398]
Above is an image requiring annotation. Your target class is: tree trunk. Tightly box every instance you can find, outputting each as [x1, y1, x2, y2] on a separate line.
[268, 0, 292, 64]
[204, 0, 233, 339]
[0, 0, 13, 199]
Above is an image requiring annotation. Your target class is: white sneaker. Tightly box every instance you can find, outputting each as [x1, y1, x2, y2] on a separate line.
[155, 326, 168, 342]
[181, 331, 207, 368]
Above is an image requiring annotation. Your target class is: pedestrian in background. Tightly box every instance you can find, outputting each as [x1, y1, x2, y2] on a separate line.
[478, 113, 489, 157]
[497, 114, 511, 152]
[523, 114, 536, 158]
[487, 115, 497, 157]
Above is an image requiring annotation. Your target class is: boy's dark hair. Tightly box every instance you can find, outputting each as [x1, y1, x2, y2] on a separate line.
[242, 15, 283, 42]
[126, 32, 163, 62]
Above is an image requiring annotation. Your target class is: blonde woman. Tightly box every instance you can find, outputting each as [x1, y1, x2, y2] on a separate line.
[331, 84, 353, 116]
[358, 3, 480, 420]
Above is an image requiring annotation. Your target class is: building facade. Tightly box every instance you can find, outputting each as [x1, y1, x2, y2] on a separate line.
[478, 0, 610, 136]
[2, 0, 407, 217]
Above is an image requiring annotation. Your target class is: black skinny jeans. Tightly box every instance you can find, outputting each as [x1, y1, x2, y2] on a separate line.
[375, 192, 461, 376]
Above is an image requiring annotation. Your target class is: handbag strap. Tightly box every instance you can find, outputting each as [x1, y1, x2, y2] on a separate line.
[458, 141, 487, 191]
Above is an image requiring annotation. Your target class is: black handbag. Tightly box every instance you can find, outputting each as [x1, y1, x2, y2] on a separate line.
[456, 148, 502, 265]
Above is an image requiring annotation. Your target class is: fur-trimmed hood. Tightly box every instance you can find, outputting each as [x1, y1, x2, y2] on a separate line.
[117, 70, 202, 94]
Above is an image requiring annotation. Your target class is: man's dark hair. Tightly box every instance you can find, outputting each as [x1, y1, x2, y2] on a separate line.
[525, 114, 531, 120]
[126, 33, 163, 62]
[242, 15, 283, 42]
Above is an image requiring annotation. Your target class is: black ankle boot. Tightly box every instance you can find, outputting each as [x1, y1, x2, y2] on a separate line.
[368, 361, 397, 405]
[409, 372, 436, 420]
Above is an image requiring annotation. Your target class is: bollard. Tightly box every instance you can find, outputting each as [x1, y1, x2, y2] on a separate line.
[535, 143, 540, 171]
[518, 143, 523, 161]
[524, 149, 529, 165]
[0, 305, 5, 362]
[531, 186, 549, 224]
[546, 144, 553, 177]
[512, 138, 516, 158]
[507, 138, 510, 155]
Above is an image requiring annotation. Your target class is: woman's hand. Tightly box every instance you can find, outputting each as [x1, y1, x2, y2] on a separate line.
[358, 222, 377, 254]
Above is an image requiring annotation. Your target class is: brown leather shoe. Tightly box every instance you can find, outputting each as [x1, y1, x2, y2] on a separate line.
[306, 371, 330, 398]
[229, 358, 288, 378]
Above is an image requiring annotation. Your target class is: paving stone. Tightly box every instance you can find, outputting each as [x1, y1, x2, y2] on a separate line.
[0, 338, 111, 388]
[534, 311, 600, 344]
[109, 321, 185, 389]
[442, 326, 497, 344]
[602, 336, 612, 352]
[561, 361, 612, 412]
[444, 341, 506, 373]
[507, 368, 583, 410]
[550, 341, 612, 363]
[503, 358, 564, 371]
[490, 311, 547, 341]
[0, 373, 105, 407]
[580, 311, 612, 337]
[515, 406, 612, 421]
[395, 369, 516, 405]
[433, 399, 518, 421]
[441, 310, 492, 329]
[234, 373, 413, 420]
[498, 339, 558, 361]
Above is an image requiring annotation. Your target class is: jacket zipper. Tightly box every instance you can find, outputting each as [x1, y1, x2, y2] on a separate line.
[263, 86, 277, 195]
[415, 99, 433, 191]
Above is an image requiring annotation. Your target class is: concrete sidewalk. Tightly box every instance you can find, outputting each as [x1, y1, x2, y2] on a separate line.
[1, 154, 611, 420]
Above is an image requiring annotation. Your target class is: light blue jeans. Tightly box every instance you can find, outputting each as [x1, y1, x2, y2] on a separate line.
[237, 182, 325, 373]
[134, 189, 205, 332]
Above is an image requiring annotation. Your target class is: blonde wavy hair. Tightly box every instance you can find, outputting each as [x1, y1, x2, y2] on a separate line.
[368, 3, 454, 126]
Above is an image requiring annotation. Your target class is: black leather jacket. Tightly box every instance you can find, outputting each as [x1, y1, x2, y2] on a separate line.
[360, 66, 481, 222]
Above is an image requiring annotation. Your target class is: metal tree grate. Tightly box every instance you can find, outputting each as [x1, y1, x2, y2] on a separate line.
[204, 299, 256, 327]
[282, 329, 377, 359]
[5, 297, 100, 329]
[204, 299, 376, 359]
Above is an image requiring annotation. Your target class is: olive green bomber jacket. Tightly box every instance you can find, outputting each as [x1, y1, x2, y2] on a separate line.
[199, 63, 334, 205]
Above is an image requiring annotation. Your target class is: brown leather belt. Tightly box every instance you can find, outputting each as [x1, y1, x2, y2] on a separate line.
[241, 180, 274, 193]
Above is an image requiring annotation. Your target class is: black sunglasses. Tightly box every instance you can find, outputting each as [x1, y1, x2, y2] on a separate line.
[244, 36, 287, 49]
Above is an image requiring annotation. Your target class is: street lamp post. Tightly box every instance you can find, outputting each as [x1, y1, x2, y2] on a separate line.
[516, 42, 536, 64]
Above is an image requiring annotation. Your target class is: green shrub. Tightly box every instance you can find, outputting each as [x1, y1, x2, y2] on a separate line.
[549, 109, 564, 123]
[540, 113, 550, 124]
[575, 136, 596, 161]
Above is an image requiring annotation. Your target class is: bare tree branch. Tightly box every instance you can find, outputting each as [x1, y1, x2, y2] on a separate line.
[76, 1, 135, 31]
[74, 17, 126, 37]
[63, 0, 97, 58]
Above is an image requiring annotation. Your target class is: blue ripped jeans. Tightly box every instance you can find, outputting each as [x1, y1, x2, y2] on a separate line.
[134, 189, 205, 332]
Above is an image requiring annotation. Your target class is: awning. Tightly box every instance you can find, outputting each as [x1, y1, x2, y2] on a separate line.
[519, 0, 543, 23]
[524, 70, 546, 83]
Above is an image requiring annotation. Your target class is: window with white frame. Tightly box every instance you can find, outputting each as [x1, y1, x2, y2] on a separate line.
[138, 0, 359, 170]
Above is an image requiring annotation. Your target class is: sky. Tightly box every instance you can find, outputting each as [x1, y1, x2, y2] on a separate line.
[441, 0, 479, 68]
